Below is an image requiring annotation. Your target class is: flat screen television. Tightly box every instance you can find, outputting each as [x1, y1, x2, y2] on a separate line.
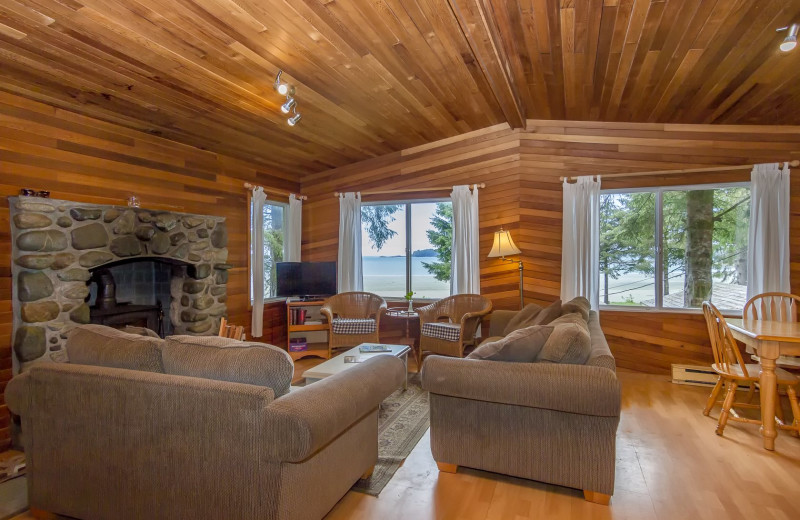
[276, 261, 337, 298]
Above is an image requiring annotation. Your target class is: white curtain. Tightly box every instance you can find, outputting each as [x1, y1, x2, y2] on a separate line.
[250, 187, 267, 337]
[285, 194, 302, 262]
[561, 176, 601, 310]
[337, 192, 363, 292]
[747, 162, 791, 298]
[450, 185, 481, 294]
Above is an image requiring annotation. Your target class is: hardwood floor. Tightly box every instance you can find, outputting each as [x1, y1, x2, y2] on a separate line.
[10, 367, 800, 520]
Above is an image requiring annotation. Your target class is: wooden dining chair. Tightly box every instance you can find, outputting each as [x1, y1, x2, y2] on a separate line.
[218, 317, 245, 341]
[743, 292, 800, 369]
[702, 302, 800, 436]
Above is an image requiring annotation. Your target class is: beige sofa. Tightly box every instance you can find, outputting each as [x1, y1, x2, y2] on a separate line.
[6, 325, 404, 520]
[421, 303, 621, 504]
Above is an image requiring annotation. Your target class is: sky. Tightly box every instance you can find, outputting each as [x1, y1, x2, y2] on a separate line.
[361, 202, 446, 256]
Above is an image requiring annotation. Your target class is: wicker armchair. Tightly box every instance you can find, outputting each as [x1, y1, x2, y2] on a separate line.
[321, 292, 387, 356]
[418, 294, 493, 358]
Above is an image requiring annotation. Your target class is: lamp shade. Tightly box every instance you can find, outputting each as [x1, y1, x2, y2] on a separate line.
[488, 228, 521, 258]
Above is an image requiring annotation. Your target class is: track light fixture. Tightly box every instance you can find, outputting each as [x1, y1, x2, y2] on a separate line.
[281, 96, 296, 114]
[288, 109, 302, 127]
[274, 70, 287, 95]
[274, 69, 302, 126]
[777, 24, 799, 52]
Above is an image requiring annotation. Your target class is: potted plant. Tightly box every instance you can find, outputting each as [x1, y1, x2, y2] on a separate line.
[404, 291, 415, 312]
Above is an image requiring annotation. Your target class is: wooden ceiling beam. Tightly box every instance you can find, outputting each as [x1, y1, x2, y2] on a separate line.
[447, 0, 527, 129]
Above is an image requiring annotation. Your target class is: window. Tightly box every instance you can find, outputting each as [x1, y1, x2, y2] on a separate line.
[251, 202, 286, 299]
[599, 184, 750, 311]
[361, 201, 452, 299]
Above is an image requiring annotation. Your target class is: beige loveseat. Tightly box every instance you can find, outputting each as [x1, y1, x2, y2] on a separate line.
[6, 325, 404, 520]
[421, 301, 621, 504]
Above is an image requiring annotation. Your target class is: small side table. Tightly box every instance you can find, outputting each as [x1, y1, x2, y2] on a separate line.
[385, 308, 421, 370]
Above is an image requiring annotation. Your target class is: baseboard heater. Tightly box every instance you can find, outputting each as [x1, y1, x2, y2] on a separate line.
[671, 364, 753, 391]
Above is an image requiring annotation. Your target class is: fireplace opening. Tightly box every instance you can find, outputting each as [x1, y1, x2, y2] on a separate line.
[87, 258, 187, 337]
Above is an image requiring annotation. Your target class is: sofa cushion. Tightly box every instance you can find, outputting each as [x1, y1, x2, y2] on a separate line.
[421, 322, 461, 342]
[468, 325, 554, 362]
[501, 303, 542, 335]
[121, 325, 161, 338]
[163, 335, 294, 397]
[561, 297, 591, 321]
[536, 322, 592, 365]
[66, 324, 164, 373]
[331, 318, 376, 335]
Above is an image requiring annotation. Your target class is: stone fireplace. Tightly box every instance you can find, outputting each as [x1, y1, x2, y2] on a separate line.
[9, 196, 231, 371]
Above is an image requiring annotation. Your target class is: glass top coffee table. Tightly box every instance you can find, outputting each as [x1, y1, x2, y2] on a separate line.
[303, 343, 411, 390]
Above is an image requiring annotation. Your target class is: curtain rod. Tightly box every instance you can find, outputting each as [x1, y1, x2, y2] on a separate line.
[333, 183, 485, 198]
[243, 182, 307, 200]
[559, 160, 800, 182]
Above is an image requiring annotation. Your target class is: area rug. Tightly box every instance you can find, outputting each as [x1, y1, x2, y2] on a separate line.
[0, 476, 27, 520]
[351, 372, 430, 497]
[0, 453, 27, 520]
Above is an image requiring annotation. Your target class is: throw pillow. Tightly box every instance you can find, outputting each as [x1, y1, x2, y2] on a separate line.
[532, 299, 563, 326]
[536, 322, 592, 365]
[502, 302, 543, 336]
[467, 324, 555, 363]
[548, 312, 589, 331]
[66, 324, 164, 373]
[163, 335, 294, 397]
[561, 297, 591, 321]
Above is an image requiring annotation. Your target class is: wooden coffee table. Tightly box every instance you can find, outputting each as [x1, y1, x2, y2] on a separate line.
[303, 343, 411, 390]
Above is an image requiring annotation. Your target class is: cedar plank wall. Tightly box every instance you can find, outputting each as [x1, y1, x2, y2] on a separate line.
[301, 121, 800, 375]
[0, 92, 298, 451]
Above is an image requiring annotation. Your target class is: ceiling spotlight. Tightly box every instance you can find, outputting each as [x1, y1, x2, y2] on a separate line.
[281, 97, 296, 114]
[777, 24, 799, 52]
[274, 70, 294, 96]
[288, 112, 302, 126]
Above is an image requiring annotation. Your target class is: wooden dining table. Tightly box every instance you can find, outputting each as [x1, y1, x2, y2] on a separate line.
[726, 318, 800, 450]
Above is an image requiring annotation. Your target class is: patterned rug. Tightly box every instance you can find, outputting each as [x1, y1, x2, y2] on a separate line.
[351, 373, 430, 496]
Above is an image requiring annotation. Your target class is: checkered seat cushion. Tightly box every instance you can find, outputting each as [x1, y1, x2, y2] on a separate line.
[331, 318, 377, 335]
[421, 322, 461, 342]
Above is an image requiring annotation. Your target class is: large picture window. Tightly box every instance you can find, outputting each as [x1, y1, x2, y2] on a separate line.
[361, 201, 452, 299]
[600, 184, 750, 311]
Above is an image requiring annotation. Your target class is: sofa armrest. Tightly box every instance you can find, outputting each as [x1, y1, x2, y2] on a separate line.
[263, 355, 405, 462]
[488, 310, 517, 337]
[4, 372, 30, 416]
[421, 356, 620, 417]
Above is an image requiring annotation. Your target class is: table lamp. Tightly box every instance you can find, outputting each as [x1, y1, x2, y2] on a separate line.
[488, 228, 524, 309]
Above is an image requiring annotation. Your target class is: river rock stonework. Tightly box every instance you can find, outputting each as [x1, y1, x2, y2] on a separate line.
[9, 196, 230, 371]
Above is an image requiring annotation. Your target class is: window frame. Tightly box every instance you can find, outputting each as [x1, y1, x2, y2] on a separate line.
[249, 199, 289, 305]
[599, 181, 750, 314]
[361, 197, 452, 301]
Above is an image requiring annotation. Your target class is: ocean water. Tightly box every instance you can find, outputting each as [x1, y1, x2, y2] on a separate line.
[363, 256, 450, 299]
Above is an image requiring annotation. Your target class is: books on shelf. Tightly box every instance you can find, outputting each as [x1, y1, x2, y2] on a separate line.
[290, 308, 307, 325]
[303, 320, 323, 325]
[358, 343, 392, 353]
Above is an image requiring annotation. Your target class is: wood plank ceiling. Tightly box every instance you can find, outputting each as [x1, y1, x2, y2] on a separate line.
[1, 0, 799, 177]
